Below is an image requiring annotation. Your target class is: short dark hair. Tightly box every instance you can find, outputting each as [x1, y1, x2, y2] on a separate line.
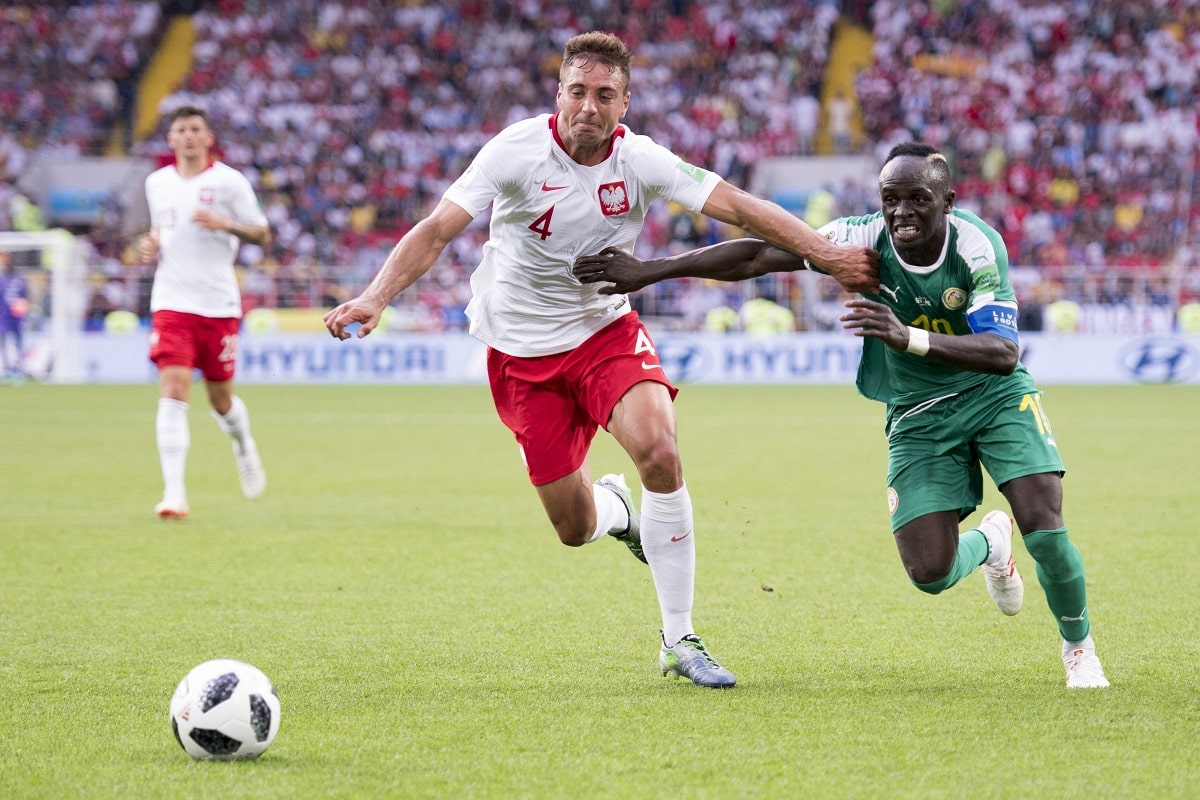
[561, 31, 632, 91]
[884, 142, 952, 184]
[168, 105, 211, 127]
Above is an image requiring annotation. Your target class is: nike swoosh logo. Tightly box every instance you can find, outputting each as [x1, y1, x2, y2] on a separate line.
[670, 531, 692, 542]
[640, 362, 663, 371]
[540, 181, 569, 191]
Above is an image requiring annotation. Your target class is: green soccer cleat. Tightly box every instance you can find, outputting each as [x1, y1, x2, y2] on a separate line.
[597, 473, 645, 564]
[659, 633, 736, 688]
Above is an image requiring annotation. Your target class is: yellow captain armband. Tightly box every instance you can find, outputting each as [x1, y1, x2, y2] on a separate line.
[906, 327, 930, 356]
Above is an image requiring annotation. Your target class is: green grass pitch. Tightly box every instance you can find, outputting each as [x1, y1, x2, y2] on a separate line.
[1, 383, 1198, 799]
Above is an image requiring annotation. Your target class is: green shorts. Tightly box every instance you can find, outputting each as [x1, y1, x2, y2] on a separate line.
[883, 376, 1065, 530]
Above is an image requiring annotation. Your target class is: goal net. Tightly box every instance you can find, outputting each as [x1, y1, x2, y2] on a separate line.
[0, 230, 87, 383]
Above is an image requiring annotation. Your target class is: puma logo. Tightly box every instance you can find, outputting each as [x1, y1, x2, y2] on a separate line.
[1060, 607, 1087, 623]
[880, 284, 900, 302]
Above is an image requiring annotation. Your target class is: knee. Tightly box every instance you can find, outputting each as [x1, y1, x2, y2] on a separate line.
[631, 436, 682, 490]
[557, 533, 588, 548]
[904, 551, 956, 592]
[909, 564, 954, 593]
[894, 515, 960, 594]
[1012, 506, 1062, 536]
[550, 516, 592, 548]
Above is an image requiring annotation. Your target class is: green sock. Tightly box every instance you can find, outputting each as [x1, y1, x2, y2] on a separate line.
[913, 529, 989, 594]
[1023, 527, 1091, 642]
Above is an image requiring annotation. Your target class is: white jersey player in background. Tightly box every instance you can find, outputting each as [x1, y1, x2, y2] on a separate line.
[325, 32, 878, 687]
[139, 105, 271, 520]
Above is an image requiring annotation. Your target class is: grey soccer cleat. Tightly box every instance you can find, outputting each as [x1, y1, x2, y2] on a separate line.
[597, 473, 646, 564]
[659, 633, 736, 688]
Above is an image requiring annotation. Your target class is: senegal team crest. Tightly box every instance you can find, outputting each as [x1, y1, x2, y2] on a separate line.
[942, 287, 967, 310]
[598, 181, 630, 216]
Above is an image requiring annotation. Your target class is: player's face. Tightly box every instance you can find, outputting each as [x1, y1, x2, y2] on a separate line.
[166, 115, 215, 159]
[555, 59, 629, 161]
[878, 155, 954, 266]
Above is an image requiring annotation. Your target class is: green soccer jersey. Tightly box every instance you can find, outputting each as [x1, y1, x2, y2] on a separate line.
[818, 208, 1035, 406]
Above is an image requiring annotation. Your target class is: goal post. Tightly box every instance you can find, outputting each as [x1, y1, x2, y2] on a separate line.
[0, 230, 87, 383]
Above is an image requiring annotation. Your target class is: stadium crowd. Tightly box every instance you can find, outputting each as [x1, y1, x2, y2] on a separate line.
[0, 0, 162, 165]
[856, 0, 1200, 314]
[1, 0, 1197, 333]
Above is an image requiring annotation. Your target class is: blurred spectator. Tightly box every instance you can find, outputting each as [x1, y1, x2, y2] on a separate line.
[0, 250, 29, 376]
[1178, 303, 1200, 333]
[1045, 299, 1082, 334]
[740, 296, 796, 334]
[827, 89, 855, 154]
[705, 303, 740, 333]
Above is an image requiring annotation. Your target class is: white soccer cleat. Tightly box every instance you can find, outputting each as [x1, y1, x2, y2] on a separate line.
[235, 439, 266, 500]
[1062, 636, 1110, 688]
[979, 509, 1023, 616]
[155, 501, 190, 520]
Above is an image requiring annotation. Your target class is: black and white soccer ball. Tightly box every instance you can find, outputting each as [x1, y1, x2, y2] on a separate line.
[169, 659, 281, 760]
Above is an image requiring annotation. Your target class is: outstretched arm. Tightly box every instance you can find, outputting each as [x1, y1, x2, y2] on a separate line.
[698, 181, 879, 293]
[574, 240, 802, 294]
[325, 198, 472, 339]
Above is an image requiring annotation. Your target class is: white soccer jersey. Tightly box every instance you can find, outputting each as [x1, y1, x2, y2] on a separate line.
[444, 114, 721, 357]
[145, 161, 267, 318]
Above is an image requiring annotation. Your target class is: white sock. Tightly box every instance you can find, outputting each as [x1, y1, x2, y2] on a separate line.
[640, 482, 695, 647]
[588, 481, 630, 543]
[157, 398, 190, 504]
[212, 394, 253, 453]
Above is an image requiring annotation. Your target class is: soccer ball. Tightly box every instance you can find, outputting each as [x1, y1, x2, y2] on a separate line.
[169, 659, 281, 760]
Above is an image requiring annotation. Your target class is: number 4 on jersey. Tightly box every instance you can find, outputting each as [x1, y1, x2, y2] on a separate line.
[634, 328, 656, 357]
[529, 208, 553, 240]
